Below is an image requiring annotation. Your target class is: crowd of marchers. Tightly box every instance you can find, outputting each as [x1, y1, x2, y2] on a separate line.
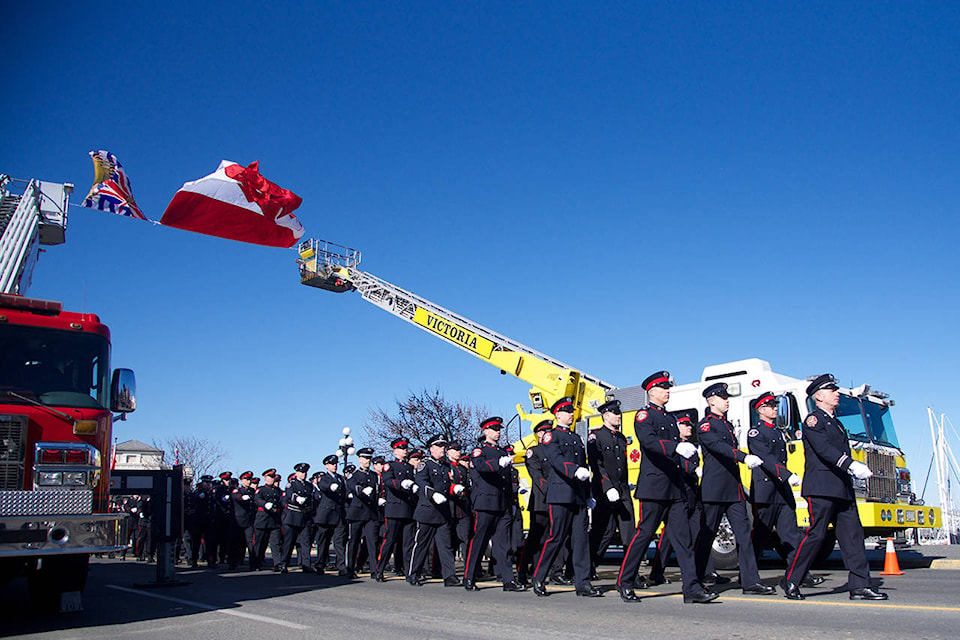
[118, 370, 889, 604]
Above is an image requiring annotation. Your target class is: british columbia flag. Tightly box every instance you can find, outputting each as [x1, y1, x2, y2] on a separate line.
[81, 150, 150, 221]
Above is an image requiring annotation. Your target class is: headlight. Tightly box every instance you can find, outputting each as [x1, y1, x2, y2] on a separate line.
[63, 471, 87, 486]
[38, 471, 63, 486]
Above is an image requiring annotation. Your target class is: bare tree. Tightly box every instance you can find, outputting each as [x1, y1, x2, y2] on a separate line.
[362, 388, 507, 455]
[152, 435, 229, 480]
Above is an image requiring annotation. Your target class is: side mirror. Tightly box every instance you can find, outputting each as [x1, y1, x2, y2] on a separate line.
[111, 368, 137, 413]
[775, 394, 792, 431]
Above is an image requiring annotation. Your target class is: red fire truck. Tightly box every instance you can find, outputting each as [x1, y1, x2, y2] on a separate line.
[0, 174, 136, 610]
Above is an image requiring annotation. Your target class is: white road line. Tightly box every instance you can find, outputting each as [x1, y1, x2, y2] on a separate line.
[105, 584, 310, 630]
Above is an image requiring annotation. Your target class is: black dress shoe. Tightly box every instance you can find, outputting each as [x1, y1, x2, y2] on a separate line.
[301, 566, 315, 574]
[503, 580, 529, 592]
[463, 580, 479, 591]
[575, 584, 603, 597]
[272, 565, 282, 573]
[550, 572, 573, 586]
[406, 577, 422, 587]
[742, 583, 776, 595]
[646, 574, 670, 586]
[801, 575, 825, 587]
[347, 571, 358, 579]
[850, 587, 888, 600]
[338, 570, 350, 577]
[618, 587, 641, 603]
[683, 591, 719, 604]
[588, 570, 600, 581]
[444, 577, 463, 587]
[781, 580, 805, 600]
[532, 579, 548, 597]
[704, 572, 730, 585]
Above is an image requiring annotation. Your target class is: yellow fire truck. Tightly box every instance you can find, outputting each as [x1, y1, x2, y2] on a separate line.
[298, 238, 940, 565]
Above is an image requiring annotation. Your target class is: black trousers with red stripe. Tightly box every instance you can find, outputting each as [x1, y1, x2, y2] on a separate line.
[464, 509, 513, 583]
[589, 498, 636, 569]
[376, 517, 415, 575]
[752, 501, 802, 570]
[618, 499, 703, 597]
[532, 503, 591, 589]
[695, 500, 762, 586]
[784, 496, 870, 590]
[408, 520, 456, 580]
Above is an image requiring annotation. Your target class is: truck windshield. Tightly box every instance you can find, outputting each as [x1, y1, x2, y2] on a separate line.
[862, 399, 900, 448]
[0, 324, 110, 409]
[834, 395, 870, 442]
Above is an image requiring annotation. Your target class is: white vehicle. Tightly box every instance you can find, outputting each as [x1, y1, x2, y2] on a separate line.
[665, 358, 939, 567]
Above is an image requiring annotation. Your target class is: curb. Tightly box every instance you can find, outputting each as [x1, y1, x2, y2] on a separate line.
[928, 559, 960, 570]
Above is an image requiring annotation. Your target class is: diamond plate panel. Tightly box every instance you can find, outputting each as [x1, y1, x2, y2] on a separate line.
[0, 489, 92, 516]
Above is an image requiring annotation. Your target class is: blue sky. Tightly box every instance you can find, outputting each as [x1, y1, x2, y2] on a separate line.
[3, 1, 958, 502]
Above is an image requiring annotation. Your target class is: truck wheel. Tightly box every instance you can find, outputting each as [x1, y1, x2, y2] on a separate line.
[710, 517, 739, 570]
[28, 554, 89, 612]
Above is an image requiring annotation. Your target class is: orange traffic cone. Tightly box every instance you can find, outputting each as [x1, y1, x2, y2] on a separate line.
[879, 537, 904, 575]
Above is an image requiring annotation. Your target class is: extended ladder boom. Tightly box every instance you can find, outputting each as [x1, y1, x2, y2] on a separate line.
[297, 238, 615, 419]
[0, 175, 71, 294]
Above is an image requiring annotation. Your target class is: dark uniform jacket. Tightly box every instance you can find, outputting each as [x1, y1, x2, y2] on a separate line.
[213, 482, 234, 524]
[698, 410, 748, 503]
[588, 426, 631, 504]
[282, 478, 315, 527]
[449, 461, 471, 518]
[345, 467, 380, 522]
[748, 420, 795, 506]
[183, 489, 200, 530]
[254, 484, 282, 529]
[525, 443, 550, 514]
[680, 449, 702, 513]
[231, 485, 257, 528]
[381, 459, 418, 519]
[541, 427, 589, 506]
[413, 457, 453, 524]
[634, 403, 685, 502]
[313, 471, 346, 526]
[469, 441, 512, 512]
[800, 407, 856, 501]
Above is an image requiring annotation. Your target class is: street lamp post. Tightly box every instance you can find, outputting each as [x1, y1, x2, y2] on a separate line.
[335, 427, 355, 473]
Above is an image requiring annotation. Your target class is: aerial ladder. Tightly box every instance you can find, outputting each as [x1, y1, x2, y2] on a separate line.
[297, 238, 620, 442]
[0, 175, 71, 294]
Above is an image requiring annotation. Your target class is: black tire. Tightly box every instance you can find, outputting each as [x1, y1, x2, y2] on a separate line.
[27, 554, 89, 612]
[710, 517, 739, 570]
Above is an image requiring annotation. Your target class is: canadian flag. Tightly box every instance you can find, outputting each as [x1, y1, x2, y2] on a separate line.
[160, 160, 305, 248]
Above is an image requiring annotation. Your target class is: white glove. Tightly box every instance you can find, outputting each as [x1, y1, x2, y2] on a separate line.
[452, 483, 465, 495]
[411, 484, 419, 493]
[378, 497, 386, 506]
[695, 467, 702, 479]
[221, 495, 230, 502]
[587, 498, 597, 509]
[575, 466, 590, 481]
[499, 455, 513, 468]
[362, 486, 374, 497]
[606, 488, 620, 502]
[329, 482, 339, 492]
[264, 502, 274, 510]
[432, 492, 447, 505]
[788, 474, 802, 487]
[675, 442, 697, 459]
[744, 454, 764, 469]
[131, 507, 138, 513]
[241, 494, 251, 501]
[849, 461, 873, 480]
[401, 478, 414, 490]
[294, 495, 306, 504]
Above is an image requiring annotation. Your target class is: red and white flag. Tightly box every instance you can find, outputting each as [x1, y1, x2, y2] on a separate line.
[160, 160, 304, 248]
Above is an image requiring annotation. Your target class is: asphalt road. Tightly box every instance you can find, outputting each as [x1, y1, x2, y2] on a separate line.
[3, 546, 960, 640]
